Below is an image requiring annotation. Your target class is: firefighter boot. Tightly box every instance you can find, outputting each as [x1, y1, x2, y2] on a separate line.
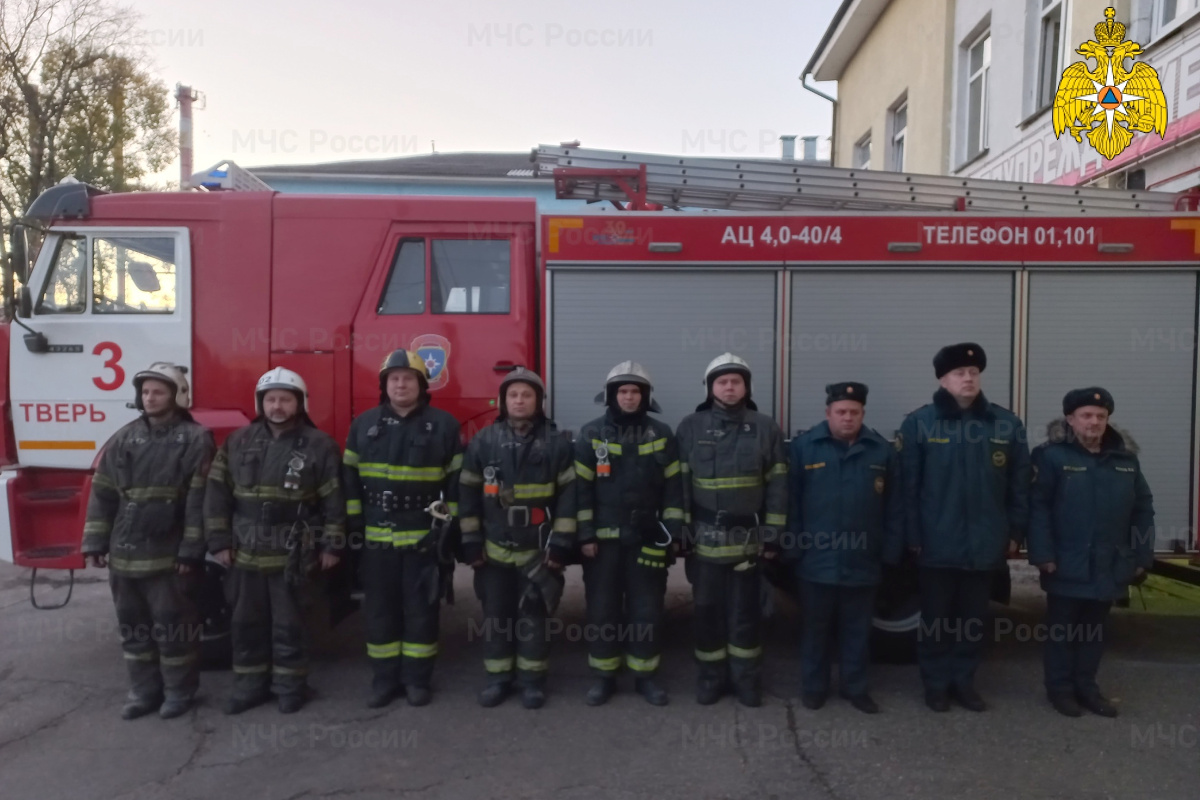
[635, 677, 668, 706]
[223, 693, 271, 715]
[696, 675, 724, 706]
[367, 684, 403, 709]
[586, 677, 616, 706]
[521, 685, 546, 710]
[406, 686, 432, 707]
[158, 697, 193, 719]
[735, 681, 762, 708]
[278, 693, 306, 714]
[478, 682, 511, 708]
[120, 694, 163, 721]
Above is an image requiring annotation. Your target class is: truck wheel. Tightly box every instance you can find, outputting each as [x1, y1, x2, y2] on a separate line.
[199, 559, 232, 670]
[871, 561, 921, 664]
[991, 562, 1012, 605]
[759, 557, 795, 618]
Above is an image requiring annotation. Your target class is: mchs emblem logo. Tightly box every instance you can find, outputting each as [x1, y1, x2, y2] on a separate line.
[1052, 7, 1168, 160]
[411, 334, 452, 390]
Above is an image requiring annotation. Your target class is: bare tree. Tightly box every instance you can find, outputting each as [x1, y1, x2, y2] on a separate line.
[0, 0, 175, 255]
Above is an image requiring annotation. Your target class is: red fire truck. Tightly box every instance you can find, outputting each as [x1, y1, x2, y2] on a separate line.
[3, 145, 1198, 646]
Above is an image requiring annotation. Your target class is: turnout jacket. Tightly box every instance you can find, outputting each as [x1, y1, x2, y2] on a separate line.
[205, 419, 345, 571]
[786, 421, 904, 585]
[342, 402, 462, 549]
[898, 389, 1031, 572]
[574, 408, 685, 546]
[676, 403, 788, 564]
[1027, 419, 1155, 601]
[82, 413, 215, 577]
[459, 417, 577, 567]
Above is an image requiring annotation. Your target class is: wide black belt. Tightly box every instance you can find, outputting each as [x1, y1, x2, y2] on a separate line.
[597, 506, 659, 529]
[498, 504, 551, 530]
[692, 508, 758, 529]
[367, 491, 436, 514]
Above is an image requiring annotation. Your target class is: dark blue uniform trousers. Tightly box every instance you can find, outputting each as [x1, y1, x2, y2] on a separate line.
[800, 578, 876, 698]
[917, 567, 992, 694]
[1043, 593, 1111, 699]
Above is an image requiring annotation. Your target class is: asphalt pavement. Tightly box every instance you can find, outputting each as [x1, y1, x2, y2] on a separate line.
[1, 560, 1197, 800]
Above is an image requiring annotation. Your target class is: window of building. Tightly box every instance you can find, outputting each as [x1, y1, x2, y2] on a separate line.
[966, 31, 991, 161]
[853, 133, 872, 169]
[889, 97, 907, 171]
[1036, 0, 1063, 111]
[36, 235, 87, 314]
[431, 239, 510, 314]
[1155, 0, 1200, 38]
[378, 238, 426, 314]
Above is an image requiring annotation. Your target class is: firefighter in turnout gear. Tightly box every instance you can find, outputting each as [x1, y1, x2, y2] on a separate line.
[343, 349, 463, 709]
[459, 368, 577, 709]
[83, 363, 215, 720]
[676, 354, 788, 707]
[576, 362, 684, 706]
[206, 368, 346, 715]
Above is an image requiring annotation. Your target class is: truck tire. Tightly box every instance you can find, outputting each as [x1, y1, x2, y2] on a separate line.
[198, 559, 232, 670]
[871, 560, 921, 664]
[991, 562, 1012, 605]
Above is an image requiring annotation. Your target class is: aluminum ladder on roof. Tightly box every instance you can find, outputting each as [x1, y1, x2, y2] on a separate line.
[533, 144, 1191, 214]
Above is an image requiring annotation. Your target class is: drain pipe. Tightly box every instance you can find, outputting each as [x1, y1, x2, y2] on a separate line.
[802, 72, 837, 166]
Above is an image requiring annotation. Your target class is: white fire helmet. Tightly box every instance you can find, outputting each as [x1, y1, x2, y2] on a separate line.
[595, 361, 661, 413]
[703, 352, 751, 387]
[255, 367, 308, 416]
[133, 362, 190, 410]
[699, 352, 755, 410]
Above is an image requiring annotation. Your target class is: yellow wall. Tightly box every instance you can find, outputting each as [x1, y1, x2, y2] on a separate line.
[833, 0, 955, 172]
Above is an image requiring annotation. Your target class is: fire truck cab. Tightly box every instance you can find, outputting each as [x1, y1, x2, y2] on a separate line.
[2, 183, 537, 572]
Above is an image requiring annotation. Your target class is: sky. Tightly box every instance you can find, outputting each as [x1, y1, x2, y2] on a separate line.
[128, 0, 842, 181]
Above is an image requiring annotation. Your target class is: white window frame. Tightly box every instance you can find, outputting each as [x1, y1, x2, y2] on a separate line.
[853, 132, 872, 169]
[888, 96, 907, 172]
[965, 30, 991, 162]
[1154, 0, 1200, 40]
[1035, 0, 1064, 111]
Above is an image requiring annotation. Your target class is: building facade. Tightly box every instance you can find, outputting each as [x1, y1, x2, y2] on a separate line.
[806, 0, 957, 173]
[808, 0, 1200, 192]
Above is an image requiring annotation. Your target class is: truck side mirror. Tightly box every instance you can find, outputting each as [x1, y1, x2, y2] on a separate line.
[18, 286, 32, 319]
[9, 223, 28, 283]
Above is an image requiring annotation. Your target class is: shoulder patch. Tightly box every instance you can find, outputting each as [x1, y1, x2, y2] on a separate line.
[893, 433, 903, 452]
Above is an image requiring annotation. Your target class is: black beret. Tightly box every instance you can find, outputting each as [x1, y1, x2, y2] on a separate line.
[1063, 387, 1114, 416]
[933, 342, 987, 378]
[825, 382, 868, 405]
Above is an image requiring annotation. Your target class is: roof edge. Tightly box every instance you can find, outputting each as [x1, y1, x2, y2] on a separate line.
[804, 0, 892, 82]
